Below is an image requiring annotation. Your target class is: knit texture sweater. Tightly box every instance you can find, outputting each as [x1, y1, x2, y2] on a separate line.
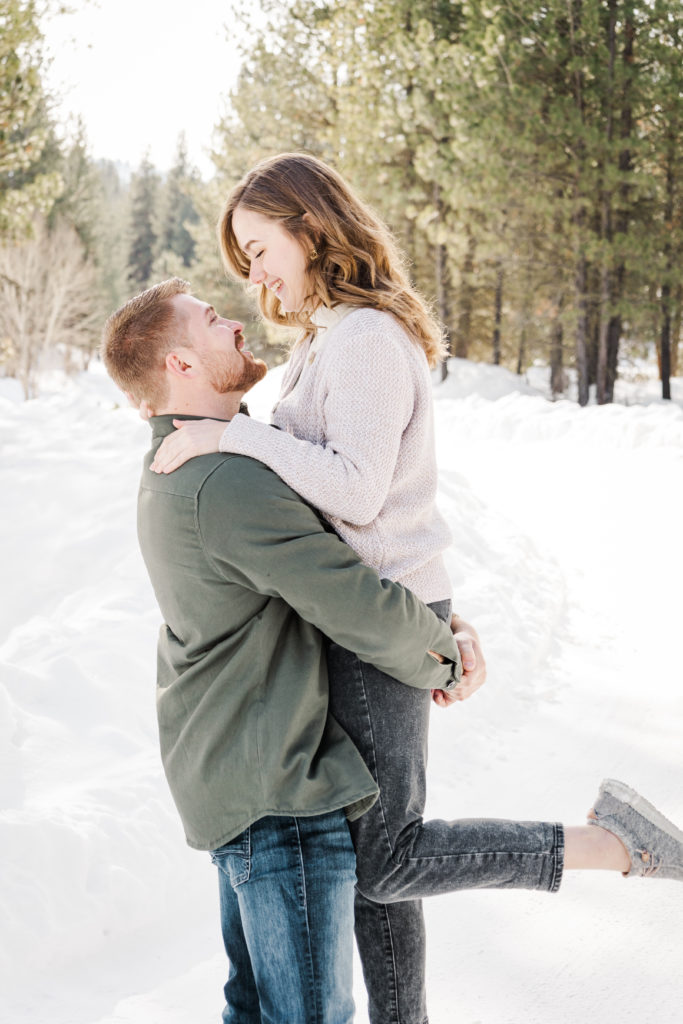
[219, 306, 452, 605]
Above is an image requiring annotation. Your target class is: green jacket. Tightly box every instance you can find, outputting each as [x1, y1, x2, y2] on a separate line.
[137, 415, 462, 851]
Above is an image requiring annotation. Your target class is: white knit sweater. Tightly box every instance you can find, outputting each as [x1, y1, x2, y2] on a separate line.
[219, 306, 452, 604]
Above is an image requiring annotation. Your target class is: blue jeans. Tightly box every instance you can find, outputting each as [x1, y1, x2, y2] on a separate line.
[210, 810, 357, 1024]
[326, 599, 564, 1024]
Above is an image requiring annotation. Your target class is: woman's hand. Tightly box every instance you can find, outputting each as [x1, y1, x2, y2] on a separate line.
[150, 419, 225, 473]
[124, 393, 153, 420]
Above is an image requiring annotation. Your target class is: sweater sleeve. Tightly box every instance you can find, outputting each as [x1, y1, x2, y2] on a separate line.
[218, 327, 415, 526]
[198, 457, 462, 690]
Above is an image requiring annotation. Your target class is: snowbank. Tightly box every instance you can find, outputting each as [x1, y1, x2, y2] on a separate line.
[1, 359, 681, 1023]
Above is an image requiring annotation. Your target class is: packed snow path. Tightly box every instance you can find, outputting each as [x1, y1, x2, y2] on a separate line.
[1, 360, 681, 1024]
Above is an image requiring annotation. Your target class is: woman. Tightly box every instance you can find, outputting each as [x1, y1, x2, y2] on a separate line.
[151, 153, 683, 1024]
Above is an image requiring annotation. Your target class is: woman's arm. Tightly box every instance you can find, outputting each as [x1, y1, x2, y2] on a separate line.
[152, 330, 416, 526]
[225, 334, 414, 523]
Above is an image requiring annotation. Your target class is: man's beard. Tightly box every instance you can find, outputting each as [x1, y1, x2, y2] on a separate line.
[203, 350, 267, 395]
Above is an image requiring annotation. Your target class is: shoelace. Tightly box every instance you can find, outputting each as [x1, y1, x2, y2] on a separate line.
[636, 848, 661, 877]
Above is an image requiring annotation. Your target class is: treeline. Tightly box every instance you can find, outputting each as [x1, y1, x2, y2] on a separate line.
[0, 1, 263, 399]
[1, 0, 108, 397]
[1, 0, 681, 402]
[213, 0, 682, 402]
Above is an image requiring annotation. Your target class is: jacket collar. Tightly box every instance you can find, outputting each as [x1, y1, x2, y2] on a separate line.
[149, 405, 248, 441]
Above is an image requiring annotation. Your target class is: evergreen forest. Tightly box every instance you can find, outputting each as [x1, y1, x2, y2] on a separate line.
[1, 0, 681, 402]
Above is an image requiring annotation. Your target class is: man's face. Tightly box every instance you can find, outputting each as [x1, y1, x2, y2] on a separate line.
[172, 293, 267, 394]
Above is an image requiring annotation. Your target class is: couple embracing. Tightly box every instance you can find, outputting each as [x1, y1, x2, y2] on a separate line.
[102, 153, 683, 1024]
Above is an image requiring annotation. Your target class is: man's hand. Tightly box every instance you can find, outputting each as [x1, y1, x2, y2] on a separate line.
[432, 614, 487, 708]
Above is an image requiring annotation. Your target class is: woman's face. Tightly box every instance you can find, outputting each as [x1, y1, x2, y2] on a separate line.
[231, 206, 311, 314]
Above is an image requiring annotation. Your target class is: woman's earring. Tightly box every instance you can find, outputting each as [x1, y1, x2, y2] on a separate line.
[309, 248, 318, 261]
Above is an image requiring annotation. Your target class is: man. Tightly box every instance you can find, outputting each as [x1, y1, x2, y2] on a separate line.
[101, 278, 465, 1024]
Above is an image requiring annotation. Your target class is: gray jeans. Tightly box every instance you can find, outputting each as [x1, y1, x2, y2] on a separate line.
[326, 599, 564, 1024]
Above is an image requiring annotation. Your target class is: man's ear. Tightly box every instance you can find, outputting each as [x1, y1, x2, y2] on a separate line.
[165, 349, 196, 379]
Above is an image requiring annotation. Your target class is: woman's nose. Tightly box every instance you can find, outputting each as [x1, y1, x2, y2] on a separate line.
[249, 263, 264, 285]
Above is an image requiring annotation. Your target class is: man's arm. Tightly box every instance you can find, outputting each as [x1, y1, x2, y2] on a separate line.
[198, 458, 462, 691]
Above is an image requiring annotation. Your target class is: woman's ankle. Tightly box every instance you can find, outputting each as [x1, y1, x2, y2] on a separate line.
[564, 824, 630, 873]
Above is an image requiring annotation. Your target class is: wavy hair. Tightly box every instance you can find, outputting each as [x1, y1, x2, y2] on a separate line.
[217, 153, 446, 368]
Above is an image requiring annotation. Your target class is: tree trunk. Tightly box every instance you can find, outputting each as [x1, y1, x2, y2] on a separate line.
[433, 182, 450, 381]
[569, 0, 590, 406]
[660, 281, 672, 400]
[605, 1, 635, 402]
[596, 264, 612, 404]
[658, 87, 678, 399]
[575, 253, 590, 406]
[550, 293, 566, 396]
[19, 339, 35, 401]
[585, 260, 599, 386]
[454, 230, 475, 359]
[516, 260, 535, 376]
[650, 280, 661, 373]
[516, 327, 526, 377]
[492, 262, 503, 366]
[596, 0, 616, 404]
[659, 130, 676, 399]
[436, 242, 451, 382]
[672, 283, 681, 377]
[605, 309, 622, 400]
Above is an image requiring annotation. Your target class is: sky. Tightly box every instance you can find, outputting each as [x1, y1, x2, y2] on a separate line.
[41, 0, 259, 178]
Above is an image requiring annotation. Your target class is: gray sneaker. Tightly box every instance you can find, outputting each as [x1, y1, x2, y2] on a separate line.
[589, 778, 683, 879]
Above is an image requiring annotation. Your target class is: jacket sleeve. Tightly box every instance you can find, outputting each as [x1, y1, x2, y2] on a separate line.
[198, 458, 461, 691]
[217, 329, 414, 526]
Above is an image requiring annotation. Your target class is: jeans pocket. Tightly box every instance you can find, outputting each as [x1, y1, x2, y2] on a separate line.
[210, 828, 251, 887]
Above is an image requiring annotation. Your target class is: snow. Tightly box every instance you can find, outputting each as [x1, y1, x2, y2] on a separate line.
[1, 358, 682, 1024]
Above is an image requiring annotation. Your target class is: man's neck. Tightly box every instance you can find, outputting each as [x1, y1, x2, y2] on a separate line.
[155, 390, 245, 420]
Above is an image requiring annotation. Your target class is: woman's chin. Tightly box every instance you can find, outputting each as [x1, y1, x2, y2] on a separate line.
[276, 292, 304, 315]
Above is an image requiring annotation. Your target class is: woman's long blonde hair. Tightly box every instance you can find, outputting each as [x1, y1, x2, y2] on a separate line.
[217, 153, 447, 368]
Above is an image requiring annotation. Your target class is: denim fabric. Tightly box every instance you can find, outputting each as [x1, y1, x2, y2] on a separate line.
[327, 600, 565, 1024]
[210, 810, 357, 1024]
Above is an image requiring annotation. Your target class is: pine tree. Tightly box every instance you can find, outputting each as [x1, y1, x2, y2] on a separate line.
[126, 154, 160, 292]
[0, 0, 62, 236]
[638, 0, 683, 398]
[155, 134, 199, 270]
[49, 120, 101, 257]
[208, 0, 682, 398]
[91, 159, 130, 313]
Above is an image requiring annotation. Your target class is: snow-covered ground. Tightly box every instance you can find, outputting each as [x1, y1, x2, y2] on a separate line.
[1, 358, 682, 1024]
